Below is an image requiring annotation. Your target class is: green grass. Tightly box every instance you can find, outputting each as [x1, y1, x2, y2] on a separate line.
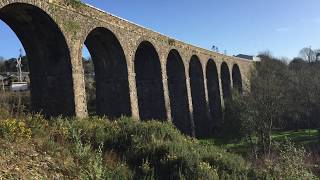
[273, 129, 319, 145]
[200, 129, 320, 155]
[200, 138, 251, 155]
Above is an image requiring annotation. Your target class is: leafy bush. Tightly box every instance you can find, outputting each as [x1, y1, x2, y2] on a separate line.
[0, 119, 31, 142]
[255, 140, 315, 179]
[2, 113, 317, 179]
[67, 117, 253, 179]
[220, 92, 254, 142]
[2, 115, 249, 179]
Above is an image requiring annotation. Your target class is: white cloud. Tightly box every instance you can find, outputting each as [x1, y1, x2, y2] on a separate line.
[275, 27, 290, 32]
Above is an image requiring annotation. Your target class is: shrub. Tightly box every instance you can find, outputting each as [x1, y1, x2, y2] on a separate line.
[220, 92, 253, 141]
[104, 162, 133, 180]
[0, 115, 255, 179]
[199, 144, 251, 177]
[68, 117, 254, 179]
[197, 162, 219, 180]
[256, 140, 316, 179]
[24, 113, 49, 137]
[0, 118, 31, 142]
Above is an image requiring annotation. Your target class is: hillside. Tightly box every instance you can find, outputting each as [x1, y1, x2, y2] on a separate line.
[0, 115, 257, 179]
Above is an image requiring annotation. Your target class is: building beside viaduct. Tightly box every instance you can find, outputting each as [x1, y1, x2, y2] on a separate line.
[0, 0, 253, 137]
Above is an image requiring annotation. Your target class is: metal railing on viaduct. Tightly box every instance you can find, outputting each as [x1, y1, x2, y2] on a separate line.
[0, 0, 253, 137]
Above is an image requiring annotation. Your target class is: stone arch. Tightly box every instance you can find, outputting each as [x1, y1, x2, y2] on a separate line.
[132, 36, 162, 61]
[189, 55, 208, 137]
[84, 27, 131, 117]
[166, 49, 191, 135]
[206, 59, 222, 127]
[0, 2, 74, 116]
[221, 62, 231, 100]
[232, 64, 243, 93]
[134, 41, 166, 120]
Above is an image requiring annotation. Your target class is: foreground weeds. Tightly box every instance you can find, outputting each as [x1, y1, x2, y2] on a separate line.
[0, 112, 255, 179]
[0, 106, 317, 179]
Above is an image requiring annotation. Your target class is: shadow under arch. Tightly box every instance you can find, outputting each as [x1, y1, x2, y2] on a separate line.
[84, 27, 131, 117]
[189, 55, 209, 137]
[0, 3, 74, 116]
[206, 59, 222, 131]
[166, 49, 192, 135]
[221, 62, 231, 101]
[232, 64, 243, 93]
[134, 41, 166, 121]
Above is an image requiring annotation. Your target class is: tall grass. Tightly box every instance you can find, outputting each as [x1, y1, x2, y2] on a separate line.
[0, 91, 30, 119]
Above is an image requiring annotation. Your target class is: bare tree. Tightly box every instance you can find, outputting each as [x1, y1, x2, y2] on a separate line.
[299, 47, 316, 63]
[258, 50, 273, 59]
[314, 49, 320, 62]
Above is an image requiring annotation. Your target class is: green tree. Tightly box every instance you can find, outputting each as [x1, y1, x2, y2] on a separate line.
[222, 55, 291, 155]
[249, 57, 290, 155]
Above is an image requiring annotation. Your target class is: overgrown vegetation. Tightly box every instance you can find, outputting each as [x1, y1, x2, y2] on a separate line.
[1, 97, 317, 179]
[217, 53, 320, 178]
[0, 110, 256, 179]
[0, 92, 255, 179]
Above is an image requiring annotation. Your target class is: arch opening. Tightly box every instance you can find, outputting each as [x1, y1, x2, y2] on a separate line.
[189, 55, 209, 137]
[232, 64, 243, 93]
[84, 27, 131, 118]
[134, 41, 166, 121]
[0, 3, 74, 116]
[206, 59, 222, 130]
[166, 49, 191, 135]
[221, 62, 231, 100]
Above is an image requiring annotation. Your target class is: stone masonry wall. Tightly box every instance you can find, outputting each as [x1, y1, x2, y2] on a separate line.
[0, 0, 253, 136]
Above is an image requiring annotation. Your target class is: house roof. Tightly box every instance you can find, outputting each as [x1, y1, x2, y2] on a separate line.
[235, 54, 254, 60]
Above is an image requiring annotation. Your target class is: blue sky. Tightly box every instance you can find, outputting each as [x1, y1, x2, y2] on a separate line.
[1, 0, 320, 60]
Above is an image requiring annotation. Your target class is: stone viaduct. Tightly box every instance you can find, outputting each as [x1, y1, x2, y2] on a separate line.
[0, 0, 253, 137]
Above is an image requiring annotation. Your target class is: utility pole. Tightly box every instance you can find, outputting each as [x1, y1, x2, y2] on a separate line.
[16, 48, 23, 82]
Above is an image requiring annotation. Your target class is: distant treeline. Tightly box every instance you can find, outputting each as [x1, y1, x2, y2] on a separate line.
[0, 56, 94, 74]
[0, 56, 29, 72]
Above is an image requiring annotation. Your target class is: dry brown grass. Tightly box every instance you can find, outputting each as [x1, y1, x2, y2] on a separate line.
[0, 91, 30, 119]
[0, 139, 76, 179]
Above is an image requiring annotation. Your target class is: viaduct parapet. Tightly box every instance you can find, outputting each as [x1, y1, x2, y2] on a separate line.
[0, 0, 253, 137]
